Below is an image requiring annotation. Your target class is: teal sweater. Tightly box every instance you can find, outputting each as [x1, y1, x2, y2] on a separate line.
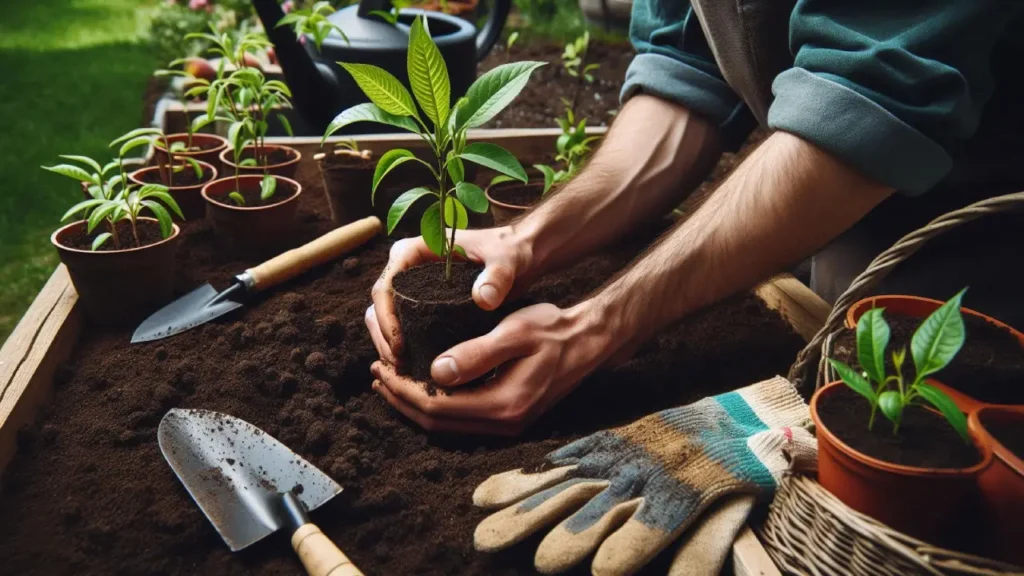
[622, 1, 1024, 195]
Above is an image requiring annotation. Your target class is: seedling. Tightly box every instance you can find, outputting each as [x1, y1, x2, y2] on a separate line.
[228, 174, 278, 207]
[505, 31, 519, 62]
[828, 290, 970, 442]
[154, 57, 229, 152]
[276, 1, 350, 50]
[323, 15, 543, 281]
[107, 127, 205, 189]
[368, 0, 420, 26]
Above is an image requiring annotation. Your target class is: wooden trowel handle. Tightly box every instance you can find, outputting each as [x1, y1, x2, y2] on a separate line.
[246, 216, 382, 292]
[292, 523, 364, 576]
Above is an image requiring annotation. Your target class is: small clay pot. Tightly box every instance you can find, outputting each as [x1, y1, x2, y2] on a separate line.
[52, 218, 179, 327]
[486, 180, 544, 225]
[315, 149, 375, 226]
[219, 144, 301, 179]
[969, 406, 1024, 565]
[846, 295, 1024, 347]
[153, 133, 229, 169]
[390, 262, 499, 383]
[129, 160, 218, 221]
[201, 175, 302, 255]
[811, 381, 991, 546]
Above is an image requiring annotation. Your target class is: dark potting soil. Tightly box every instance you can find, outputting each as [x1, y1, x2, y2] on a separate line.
[817, 385, 981, 469]
[59, 219, 167, 252]
[833, 313, 1024, 405]
[239, 147, 297, 167]
[210, 178, 299, 208]
[986, 418, 1024, 459]
[0, 144, 806, 576]
[491, 182, 544, 208]
[137, 165, 215, 187]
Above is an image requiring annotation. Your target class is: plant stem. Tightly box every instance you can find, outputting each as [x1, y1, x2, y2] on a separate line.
[161, 135, 174, 188]
[109, 219, 120, 249]
[130, 214, 140, 248]
[868, 405, 878, 430]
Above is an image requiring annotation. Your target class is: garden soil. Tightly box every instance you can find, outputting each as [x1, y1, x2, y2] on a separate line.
[137, 165, 215, 188]
[0, 147, 805, 575]
[208, 178, 301, 208]
[60, 219, 165, 252]
[490, 182, 543, 208]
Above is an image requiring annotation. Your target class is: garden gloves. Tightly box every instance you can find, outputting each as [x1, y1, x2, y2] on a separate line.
[472, 376, 816, 576]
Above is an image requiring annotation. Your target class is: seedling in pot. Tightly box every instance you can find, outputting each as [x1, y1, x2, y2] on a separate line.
[228, 174, 278, 207]
[154, 57, 233, 153]
[108, 127, 205, 189]
[276, 0, 350, 50]
[323, 15, 543, 281]
[828, 289, 970, 441]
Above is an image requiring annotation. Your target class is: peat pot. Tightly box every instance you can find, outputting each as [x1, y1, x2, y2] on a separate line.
[201, 175, 302, 254]
[51, 217, 179, 327]
[315, 148, 375, 226]
[219, 144, 301, 179]
[153, 133, 229, 169]
[486, 179, 544, 225]
[129, 160, 218, 221]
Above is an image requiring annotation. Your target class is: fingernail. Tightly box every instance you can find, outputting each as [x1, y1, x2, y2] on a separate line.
[479, 284, 499, 308]
[432, 356, 459, 384]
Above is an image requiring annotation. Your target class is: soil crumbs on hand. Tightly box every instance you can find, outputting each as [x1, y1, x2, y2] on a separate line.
[0, 151, 804, 575]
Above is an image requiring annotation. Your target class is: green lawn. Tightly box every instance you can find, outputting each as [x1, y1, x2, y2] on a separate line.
[0, 0, 159, 342]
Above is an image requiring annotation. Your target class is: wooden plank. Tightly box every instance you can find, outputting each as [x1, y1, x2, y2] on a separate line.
[756, 274, 832, 342]
[0, 265, 81, 476]
[734, 526, 783, 576]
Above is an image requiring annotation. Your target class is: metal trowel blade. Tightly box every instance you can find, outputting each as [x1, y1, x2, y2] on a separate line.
[131, 283, 243, 343]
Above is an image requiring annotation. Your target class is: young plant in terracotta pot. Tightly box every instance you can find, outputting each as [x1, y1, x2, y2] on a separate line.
[111, 127, 219, 220]
[816, 289, 990, 546]
[44, 152, 184, 326]
[152, 59, 230, 168]
[323, 15, 543, 382]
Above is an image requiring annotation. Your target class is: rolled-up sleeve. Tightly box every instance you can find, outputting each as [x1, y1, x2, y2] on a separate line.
[768, 1, 1022, 195]
[621, 0, 754, 148]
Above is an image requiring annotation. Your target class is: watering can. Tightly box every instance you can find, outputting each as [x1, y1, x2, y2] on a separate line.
[253, 0, 511, 135]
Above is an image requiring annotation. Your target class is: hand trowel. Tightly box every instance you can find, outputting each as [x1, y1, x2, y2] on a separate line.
[158, 408, 363, 576]
[133, 215, 381, 343]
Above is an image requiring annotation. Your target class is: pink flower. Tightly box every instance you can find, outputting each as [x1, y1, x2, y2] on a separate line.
[188, 0, 208, 10]
[282, 0, 295, 13]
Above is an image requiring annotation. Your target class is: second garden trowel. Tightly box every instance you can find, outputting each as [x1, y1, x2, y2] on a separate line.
[158, 408, 363, 575]
[132, 216, 380, 343]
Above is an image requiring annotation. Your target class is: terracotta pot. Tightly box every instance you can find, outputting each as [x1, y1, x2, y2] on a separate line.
[969, 406, 1024, 565]
[811, 381, 991, 546]
[846, 295, 1024, 347]
[315, 149, 375, 226]
[219, 144, 301, 179]
[128, 160, 218, 221]
[51, 218, 179, 327]
[153, 133, 229, 169]
[486, 180, 544, 226]
[201, 175, 302, 255]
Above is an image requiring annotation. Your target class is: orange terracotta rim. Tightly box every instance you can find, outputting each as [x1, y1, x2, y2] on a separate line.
[845, 295, 1024, 347]
[219, 144, 302, 170]
[970, 406, 1024, 475]
[51, 217, 181, 254]
[485, 180, 544, 211]
[201, 175, 303, 212]
[128, 161, 219, 190]
[153, 133, 229, 154]
[811, 381, 992, 478]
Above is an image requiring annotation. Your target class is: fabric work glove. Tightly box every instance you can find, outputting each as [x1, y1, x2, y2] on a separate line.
[472, 376, 816, 576]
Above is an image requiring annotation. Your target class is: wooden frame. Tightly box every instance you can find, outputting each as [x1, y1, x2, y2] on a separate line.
[0, 130, 830, 576]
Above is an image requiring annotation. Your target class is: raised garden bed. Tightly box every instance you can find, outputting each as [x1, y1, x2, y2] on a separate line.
[0, 131, 831, 576]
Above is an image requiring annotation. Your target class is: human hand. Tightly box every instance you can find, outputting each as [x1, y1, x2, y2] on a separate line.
[365, 226, 534, 366]
[471, 377, 816, 576]
[370, 300, 615, 436]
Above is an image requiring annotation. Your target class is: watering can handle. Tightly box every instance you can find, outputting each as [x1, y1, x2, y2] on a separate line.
[475, 0, 513, 61]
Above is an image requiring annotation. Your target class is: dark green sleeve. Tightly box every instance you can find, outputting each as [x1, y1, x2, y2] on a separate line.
[768, 1, 1023, 194]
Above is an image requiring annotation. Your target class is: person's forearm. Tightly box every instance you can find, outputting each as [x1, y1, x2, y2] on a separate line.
[511, 94, 724, 277]
[585, 131, 894, 348]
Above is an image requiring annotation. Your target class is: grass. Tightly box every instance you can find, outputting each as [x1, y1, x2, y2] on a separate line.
[0, 0, 159, 343]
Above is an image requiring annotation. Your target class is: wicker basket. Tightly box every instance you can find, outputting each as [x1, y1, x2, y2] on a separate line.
[759, 191, 1024, 576]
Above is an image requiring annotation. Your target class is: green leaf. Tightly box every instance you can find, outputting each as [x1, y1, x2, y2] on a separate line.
[277, 113, 294, 137]
[261, 174, 277, 201]
[229, 191, 246, 206]
[119, 135, 154, 158]
[387, 187, 435, 234]
[893, 347, 906, 372]
[455, 182, 487, 213]
[446, 153, 464, 184]
[453, 244, 467, 259]
[87, 202, 119, 233]
[61, 198, 106, 222]
[90, 232, 112, 251]
[911, 289, 967, 380]
[534, 163, 556, 194]
[489, 174, 515, 187]
[101, 161, 120, 177]
[419, 201, 445, 257]
[368, 9, 398, 25]
[142, 200, 174, 236]
[407, 16, 450, 128]
[109, 127, 162, 148]
[181, 157, 203, 179]
[829, 359, 877, 405]
[42, 163, 96, 184]
[170, 141, 187, 153]
[456, 61, 546, 129]
[323, 103, 420, 143]
[58, 155, 102, 175]
[372, 149, 418, 204]
[915, 383, 970, 442]
[339, 63, 419, 118]
[459, 142, 527, 182]
[878, 390, 904, 428]
[444, 197, 468, 229]
[239, 158, 258, 167]
[857, 308, 890, 385]
[139, 188, 184, 220]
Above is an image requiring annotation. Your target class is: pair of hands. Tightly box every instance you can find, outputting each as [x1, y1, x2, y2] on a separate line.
[364, 227, 619, 436]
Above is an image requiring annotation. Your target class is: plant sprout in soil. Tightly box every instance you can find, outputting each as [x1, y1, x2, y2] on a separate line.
[276, 0, 350, 50]
[829, 289, 971, 441]
[323, 15, 543, 282]
[153, 56, 229, 152]
[108, 127, 205, 189]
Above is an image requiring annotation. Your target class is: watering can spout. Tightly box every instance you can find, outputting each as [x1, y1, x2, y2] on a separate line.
[252, 0, 344, 133]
